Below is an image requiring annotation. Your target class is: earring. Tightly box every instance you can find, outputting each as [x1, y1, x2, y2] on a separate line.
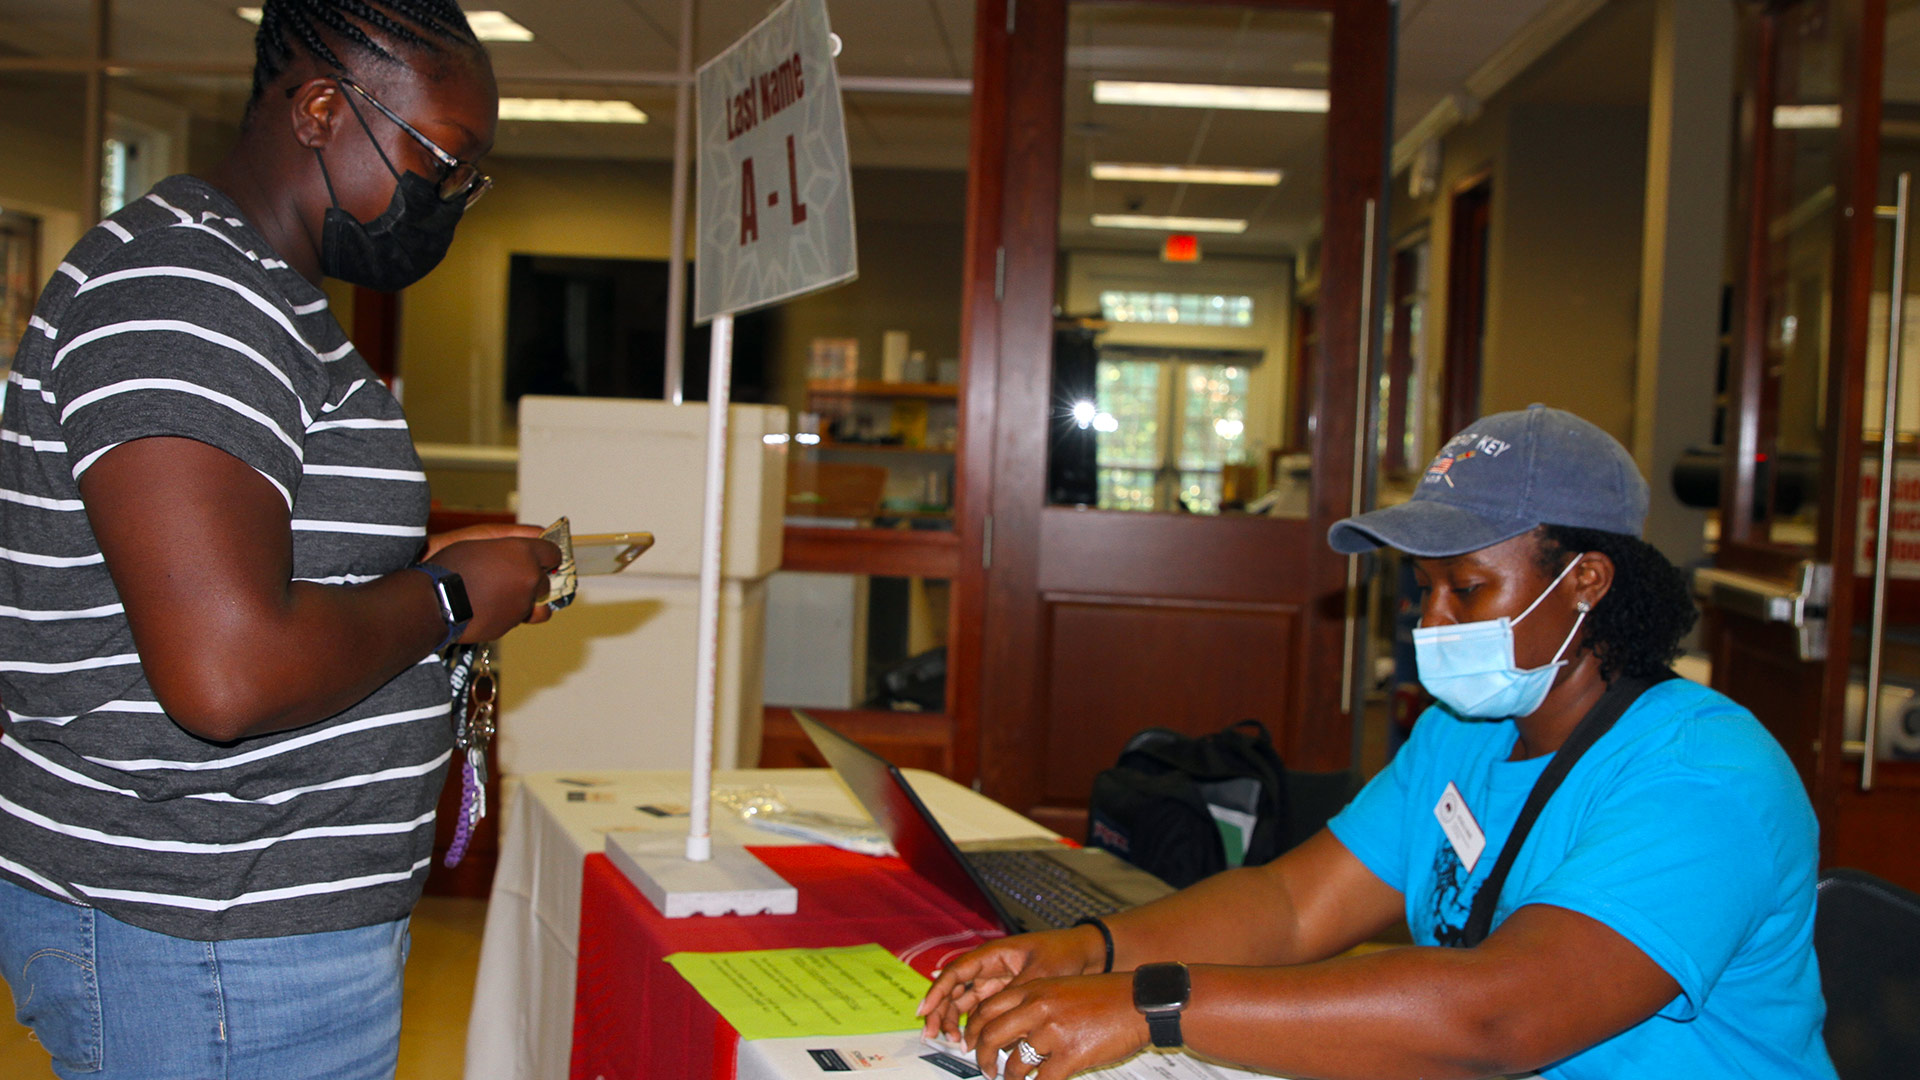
[1576, 600, 1592, 613]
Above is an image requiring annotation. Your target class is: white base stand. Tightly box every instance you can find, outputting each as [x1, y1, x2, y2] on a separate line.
[605, 832, 798, 918]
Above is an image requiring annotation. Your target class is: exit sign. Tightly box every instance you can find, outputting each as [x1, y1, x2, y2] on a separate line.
[1163, 233, 1201, 263]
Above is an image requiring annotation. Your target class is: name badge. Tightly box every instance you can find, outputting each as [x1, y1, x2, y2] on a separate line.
[1433, 781, 1486, 873]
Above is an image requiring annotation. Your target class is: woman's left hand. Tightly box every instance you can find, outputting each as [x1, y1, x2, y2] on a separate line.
[965, 972, 1147, 1080]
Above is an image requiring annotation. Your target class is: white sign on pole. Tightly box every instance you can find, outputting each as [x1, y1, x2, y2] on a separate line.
[617, 0, 855, 916]
[693, 0, 857, 324]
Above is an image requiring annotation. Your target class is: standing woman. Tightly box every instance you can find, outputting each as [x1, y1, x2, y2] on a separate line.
[0, 3, 554, 1078]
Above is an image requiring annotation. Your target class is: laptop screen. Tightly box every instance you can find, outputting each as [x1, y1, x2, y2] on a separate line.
[793, 710, 1015, 932]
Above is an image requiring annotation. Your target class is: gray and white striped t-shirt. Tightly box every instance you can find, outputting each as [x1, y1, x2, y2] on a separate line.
[0, 175, 451, 940]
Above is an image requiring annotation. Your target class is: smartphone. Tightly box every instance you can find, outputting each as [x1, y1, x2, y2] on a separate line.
[572, 532, 654, 575]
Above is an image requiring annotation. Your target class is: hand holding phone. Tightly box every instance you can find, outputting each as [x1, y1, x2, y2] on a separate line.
[539, 518, 654, 609]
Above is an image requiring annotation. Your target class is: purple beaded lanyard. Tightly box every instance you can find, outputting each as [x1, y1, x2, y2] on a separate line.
[443, 643, 497, 868]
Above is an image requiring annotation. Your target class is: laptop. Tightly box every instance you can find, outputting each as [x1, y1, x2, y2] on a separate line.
[794, 710, 1174, 934]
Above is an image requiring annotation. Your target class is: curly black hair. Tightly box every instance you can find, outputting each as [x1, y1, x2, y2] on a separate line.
[1533, 524, 1697, 681]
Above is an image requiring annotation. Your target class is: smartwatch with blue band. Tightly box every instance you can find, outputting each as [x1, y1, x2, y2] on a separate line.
[411, 562, 472, 652]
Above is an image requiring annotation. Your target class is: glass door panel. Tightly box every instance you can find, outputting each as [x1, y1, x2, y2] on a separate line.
[1849, 0, 1920, 767]
[1045, 3, 1329, 518]
[1756, 0, 1844, 550]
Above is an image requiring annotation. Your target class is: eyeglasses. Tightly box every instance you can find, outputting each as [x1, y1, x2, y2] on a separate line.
[333, 75, 493, 209]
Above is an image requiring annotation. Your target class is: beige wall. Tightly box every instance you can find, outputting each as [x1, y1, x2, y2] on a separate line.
[1387, 0, 1736, 567]
[399, 155, 683, 453]
[0, 75, 89, 279]
[398, 159, 968, 504]
[0, 77, 235, 284]
[1391, 89, 1510, 463]
[770, 168, 968, 418]
[0, 97, 969, 510]
[1484, 102, 1649, 438]
[1390, 4, 1656, 460]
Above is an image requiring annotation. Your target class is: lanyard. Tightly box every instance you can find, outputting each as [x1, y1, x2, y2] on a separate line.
[1455, 671, 1672, 948]
[443, 643, 497, 868]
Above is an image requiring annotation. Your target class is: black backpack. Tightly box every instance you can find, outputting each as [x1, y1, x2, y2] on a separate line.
[1086, 720, 1289, 888]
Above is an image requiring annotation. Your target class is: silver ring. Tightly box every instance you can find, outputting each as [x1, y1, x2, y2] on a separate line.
[1016, 1038, 1047, 1066]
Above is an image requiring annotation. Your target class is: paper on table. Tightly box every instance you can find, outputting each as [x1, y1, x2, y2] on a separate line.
[664, 943, 930, 1041]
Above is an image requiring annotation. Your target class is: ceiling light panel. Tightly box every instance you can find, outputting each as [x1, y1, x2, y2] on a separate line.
[1091, 163, 1282, 186]
[1092, 214, 1248, 234]
[498, 98, 648, 124]
[467, 12, 535, 42]
[1093, 80, 1329, 113]
[1773, 104, 1841, 130]
[236, 8, 534, 42]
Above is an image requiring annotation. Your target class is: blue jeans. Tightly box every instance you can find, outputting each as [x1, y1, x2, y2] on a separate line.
[0, 877, 409, 1079]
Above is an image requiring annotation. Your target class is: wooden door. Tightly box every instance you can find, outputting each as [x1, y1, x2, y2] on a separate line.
[1442, 177, 1491, 439]
[1704, 0, 1920, 890]
[952, 0, 1392, 831]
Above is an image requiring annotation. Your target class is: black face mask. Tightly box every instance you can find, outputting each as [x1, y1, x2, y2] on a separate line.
[315, 151, 465, 293]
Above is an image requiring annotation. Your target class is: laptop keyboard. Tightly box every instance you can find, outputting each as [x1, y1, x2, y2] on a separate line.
[967, 849, 1125, 928]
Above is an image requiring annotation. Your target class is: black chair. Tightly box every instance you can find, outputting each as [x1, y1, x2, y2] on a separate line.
[1816, 868, 1920, 1079]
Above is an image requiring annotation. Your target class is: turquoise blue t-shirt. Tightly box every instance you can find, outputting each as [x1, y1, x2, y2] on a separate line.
[1328, 678, 1836, 1079]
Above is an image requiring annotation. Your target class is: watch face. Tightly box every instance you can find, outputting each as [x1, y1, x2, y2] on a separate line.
[1133, 962, 1191, 1012]
[440, 573, 475, 623]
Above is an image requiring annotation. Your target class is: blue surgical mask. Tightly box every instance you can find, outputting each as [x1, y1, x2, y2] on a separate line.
[1413, 555, 1587, 719]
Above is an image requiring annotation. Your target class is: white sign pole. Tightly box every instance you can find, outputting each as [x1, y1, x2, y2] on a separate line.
[611, 307, 793, 914]
[685, 312, 733, 863]
[610, 0, 855, 918]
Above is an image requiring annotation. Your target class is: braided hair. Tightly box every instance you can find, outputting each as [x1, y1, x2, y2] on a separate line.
[249, 0, 481, 104]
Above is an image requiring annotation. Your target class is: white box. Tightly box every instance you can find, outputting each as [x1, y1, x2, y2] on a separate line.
[1844, 680, 1920, 761]
[498, 576, 768, 772]
[763, 571, 868, 709]
[516, 397, 787, 580]
[501, 397, 788, 773]
[881, 330, 910, 383]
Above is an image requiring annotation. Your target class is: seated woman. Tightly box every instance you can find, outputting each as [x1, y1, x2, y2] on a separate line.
[919, 405, 1835, 1080]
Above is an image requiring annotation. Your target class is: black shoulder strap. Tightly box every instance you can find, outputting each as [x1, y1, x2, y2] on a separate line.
[1457, 671, 1674, 947]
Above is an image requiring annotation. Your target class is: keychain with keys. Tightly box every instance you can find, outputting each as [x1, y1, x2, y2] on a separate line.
[444, 643, 497, 868]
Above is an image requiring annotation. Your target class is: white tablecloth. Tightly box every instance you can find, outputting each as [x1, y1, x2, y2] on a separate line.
[740, 1033, 1294, 1080]
[462, 768, 1056, 1080]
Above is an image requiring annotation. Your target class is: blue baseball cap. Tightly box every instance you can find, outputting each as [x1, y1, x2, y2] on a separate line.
[1328, 404, 1649, 557]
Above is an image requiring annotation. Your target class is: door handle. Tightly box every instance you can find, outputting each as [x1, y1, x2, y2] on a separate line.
[1863, 171, 1914, 791]
[1692, 563, 1830, 662]
[1341, 198, 1379, 717]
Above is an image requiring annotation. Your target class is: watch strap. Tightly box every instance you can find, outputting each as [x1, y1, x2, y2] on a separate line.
[1145, 1010, 1182, 1049]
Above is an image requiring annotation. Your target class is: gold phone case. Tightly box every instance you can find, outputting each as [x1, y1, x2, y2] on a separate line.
[572, 532, 654, 576]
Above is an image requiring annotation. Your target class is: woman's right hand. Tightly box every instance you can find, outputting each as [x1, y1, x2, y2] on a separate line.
[426, 531, 561, 642]
[918, 924, 1107, 1044]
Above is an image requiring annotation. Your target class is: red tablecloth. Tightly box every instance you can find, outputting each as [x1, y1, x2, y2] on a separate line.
[570, 845, 1003, 1080]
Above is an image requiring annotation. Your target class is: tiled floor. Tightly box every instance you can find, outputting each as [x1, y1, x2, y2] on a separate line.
[0, 896, 488, 1080]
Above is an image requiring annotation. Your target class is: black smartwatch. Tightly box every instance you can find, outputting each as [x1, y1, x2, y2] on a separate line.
[411, 562, 473, 652]
[1132, 961, 1190, 1049]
